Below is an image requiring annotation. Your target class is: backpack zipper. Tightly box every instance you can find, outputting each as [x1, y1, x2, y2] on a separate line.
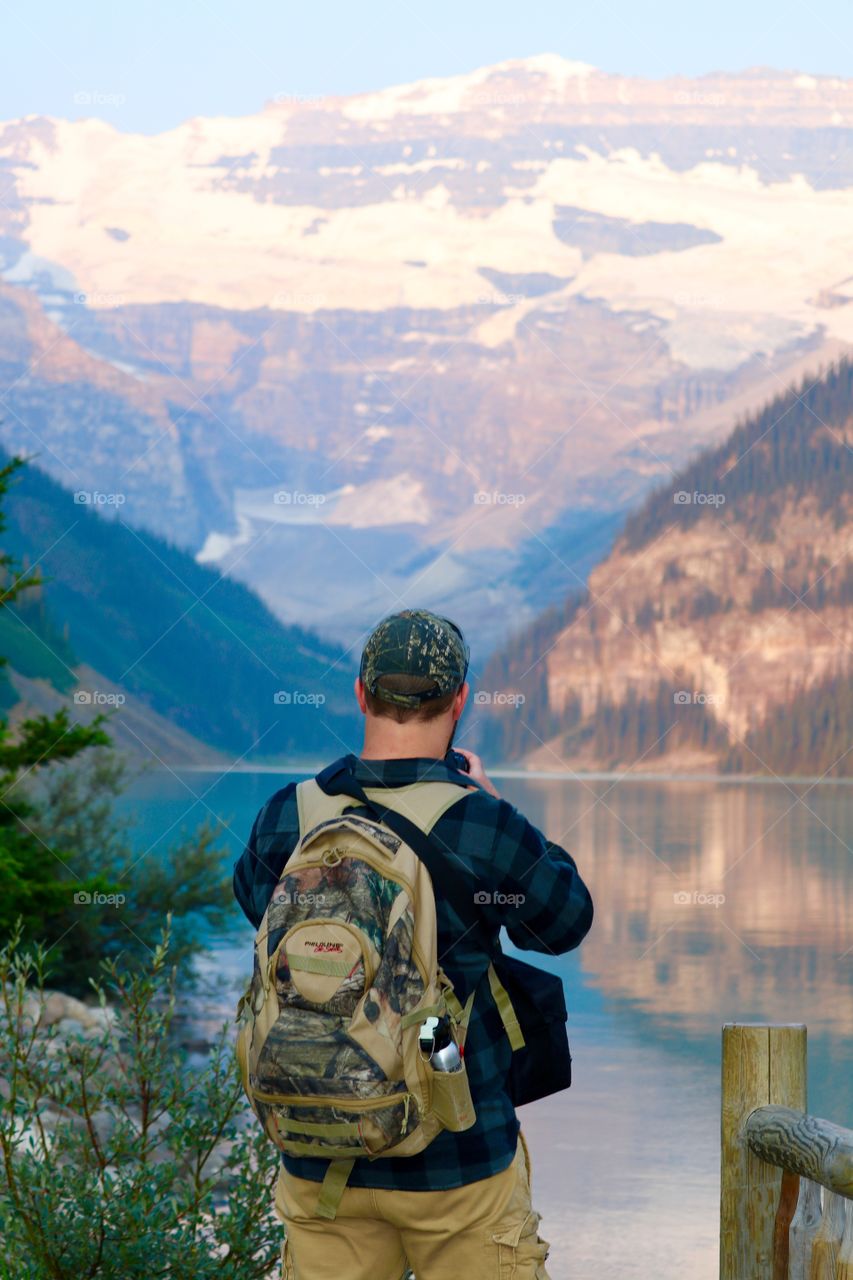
[251, 1087, 414, 1111]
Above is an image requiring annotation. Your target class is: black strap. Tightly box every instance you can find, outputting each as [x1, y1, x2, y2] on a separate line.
[315, 761, 498, 962]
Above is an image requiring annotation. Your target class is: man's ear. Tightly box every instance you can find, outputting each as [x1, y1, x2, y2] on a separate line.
[453, 682, 470, 721]
[354, 676, 368, 715]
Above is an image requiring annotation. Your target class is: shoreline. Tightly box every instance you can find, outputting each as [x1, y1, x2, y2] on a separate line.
[168, 763, 853, 787]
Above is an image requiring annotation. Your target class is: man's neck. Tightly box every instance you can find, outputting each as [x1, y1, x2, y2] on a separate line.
[359, 728, 451, 762]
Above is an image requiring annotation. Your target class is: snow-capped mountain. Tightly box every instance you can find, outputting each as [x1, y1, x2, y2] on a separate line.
[2, 55, 852, 647]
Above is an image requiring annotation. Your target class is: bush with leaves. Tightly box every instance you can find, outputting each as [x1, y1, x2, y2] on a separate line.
[0, 919, 281, 1279]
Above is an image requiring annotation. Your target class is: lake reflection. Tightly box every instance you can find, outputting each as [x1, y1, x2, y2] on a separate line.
[500, 775, 852, 1279]
[523, 776, 853, 1044]
[120, 770, 852, 1280]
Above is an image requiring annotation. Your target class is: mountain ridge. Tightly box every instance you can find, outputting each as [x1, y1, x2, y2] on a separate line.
[478, 357, 853, 776]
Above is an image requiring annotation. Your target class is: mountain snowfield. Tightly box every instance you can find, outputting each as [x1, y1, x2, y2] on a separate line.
[2, 54, 853, 646]
[8, 60, 853, 366]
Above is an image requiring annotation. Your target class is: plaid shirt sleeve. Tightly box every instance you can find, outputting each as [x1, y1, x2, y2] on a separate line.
[444, 792, 593, 956]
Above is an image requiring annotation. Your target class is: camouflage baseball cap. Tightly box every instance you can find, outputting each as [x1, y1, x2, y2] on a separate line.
[360, 609, 470, 709]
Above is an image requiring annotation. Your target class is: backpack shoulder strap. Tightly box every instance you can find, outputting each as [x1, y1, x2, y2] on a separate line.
[366, 780, 469, 833]
[297, 776, 469, 840]
[296, 778, 350, 837]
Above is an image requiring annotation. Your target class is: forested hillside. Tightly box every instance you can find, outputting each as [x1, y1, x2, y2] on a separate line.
[479, 359, 853, 777]
[0, 457, 360, 759]
[623, 359, 853, 551]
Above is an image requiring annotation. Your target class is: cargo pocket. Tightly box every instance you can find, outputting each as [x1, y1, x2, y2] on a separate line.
[492, 1209, 551, 1280]
[490, 1143, 551, 1279]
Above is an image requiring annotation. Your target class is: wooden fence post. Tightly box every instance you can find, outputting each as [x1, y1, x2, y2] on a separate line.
[838, 1198, 853, 1280]
[720, 1024, 807, 1279]
[811, 1191, 847, 1279]
[790, 1180, 823, 1278]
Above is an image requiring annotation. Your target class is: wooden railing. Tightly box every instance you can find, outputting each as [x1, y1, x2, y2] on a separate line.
[721, 1024, 853, 1279]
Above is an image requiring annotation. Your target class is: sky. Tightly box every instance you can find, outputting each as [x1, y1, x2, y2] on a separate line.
[2, 0, 852, 133]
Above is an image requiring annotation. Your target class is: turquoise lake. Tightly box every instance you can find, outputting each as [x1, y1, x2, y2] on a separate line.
[116, 769, 852, 1280]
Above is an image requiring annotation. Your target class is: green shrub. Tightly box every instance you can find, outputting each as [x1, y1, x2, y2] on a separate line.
[12, 744, 233, 995]
[0, 920, 281, 1278]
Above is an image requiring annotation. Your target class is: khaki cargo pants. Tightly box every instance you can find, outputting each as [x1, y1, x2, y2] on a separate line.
[274, 1132, 551, 1279]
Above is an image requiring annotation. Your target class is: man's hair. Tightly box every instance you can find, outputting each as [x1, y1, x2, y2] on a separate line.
[364, 673, 459, 723]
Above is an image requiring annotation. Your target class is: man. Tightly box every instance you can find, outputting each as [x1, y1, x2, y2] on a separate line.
[233, 609, 593, 1280]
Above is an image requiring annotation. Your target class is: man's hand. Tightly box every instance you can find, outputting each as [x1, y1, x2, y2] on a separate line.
[452, 749, 500, 798]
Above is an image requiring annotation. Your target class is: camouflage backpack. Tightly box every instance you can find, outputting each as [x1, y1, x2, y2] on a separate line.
[235, 777, 478, 1219]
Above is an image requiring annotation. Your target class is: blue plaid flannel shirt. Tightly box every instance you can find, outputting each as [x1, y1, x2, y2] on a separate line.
[232, 753, 593, 1191]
